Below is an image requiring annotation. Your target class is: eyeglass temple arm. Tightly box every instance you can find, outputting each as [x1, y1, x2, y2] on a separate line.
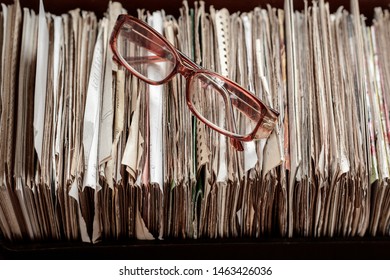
[115, 54, 168, 65]
[115, 50, 196, 66]
[117, 49, 202, 68]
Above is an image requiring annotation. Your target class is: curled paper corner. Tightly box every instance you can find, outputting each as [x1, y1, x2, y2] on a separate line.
[135, 210, 155, 240]
[262, 129, 283, 178]
[68, 180, 79, 202]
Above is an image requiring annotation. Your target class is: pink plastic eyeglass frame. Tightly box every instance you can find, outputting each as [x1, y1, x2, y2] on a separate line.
[110, 14, 279, 151]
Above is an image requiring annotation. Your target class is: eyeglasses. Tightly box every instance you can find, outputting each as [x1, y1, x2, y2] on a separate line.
[110, 14, 279, 151]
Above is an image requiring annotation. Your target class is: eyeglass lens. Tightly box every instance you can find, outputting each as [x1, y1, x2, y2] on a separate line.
[117, 20, 176, 83]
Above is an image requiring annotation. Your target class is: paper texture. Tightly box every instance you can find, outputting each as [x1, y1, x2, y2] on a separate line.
[1, 0, 389, 242]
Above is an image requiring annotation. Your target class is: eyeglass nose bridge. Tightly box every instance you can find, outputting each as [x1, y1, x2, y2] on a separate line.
[176, 50, 202, 79]
[177, 62, 197, 79]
